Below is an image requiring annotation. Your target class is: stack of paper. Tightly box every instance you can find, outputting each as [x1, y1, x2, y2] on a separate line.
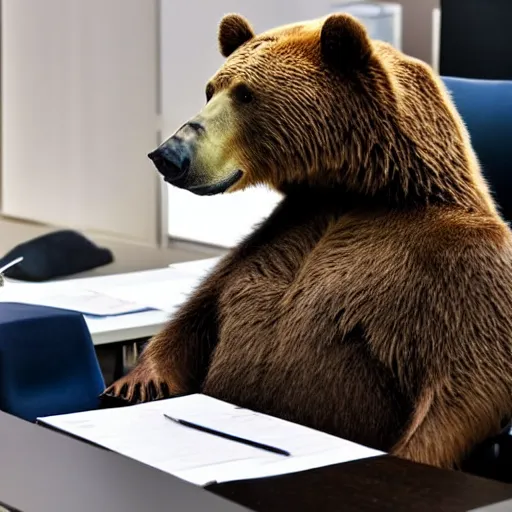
[0, 257, 221, 317]
[38, 394, 383, 486]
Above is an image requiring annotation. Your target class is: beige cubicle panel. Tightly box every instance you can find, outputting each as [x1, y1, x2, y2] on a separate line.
[0, 0, 161, 246]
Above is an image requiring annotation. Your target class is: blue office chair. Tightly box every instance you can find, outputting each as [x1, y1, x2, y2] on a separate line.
[441, 76, 512, 481]
[442, 76, 512, 221]
[0, 303, 105, 422]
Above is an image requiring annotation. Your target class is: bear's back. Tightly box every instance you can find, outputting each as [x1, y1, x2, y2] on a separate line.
[203, 196, 512, 451]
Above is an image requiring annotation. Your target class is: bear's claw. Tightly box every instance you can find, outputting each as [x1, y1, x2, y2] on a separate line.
[99, 368, 174, 407]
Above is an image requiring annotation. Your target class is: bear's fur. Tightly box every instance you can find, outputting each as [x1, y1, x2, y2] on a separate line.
[102, 13, 512, 469]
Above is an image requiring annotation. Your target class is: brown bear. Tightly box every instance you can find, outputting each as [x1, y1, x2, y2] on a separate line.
[102, 13, 512, 470]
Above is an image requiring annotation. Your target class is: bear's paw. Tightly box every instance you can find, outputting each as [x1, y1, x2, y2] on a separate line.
[100, 362, 179, 406]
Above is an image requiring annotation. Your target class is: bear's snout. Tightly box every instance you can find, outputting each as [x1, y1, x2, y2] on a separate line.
[148, 142, 190, 183]
[148, 122, 203, 183]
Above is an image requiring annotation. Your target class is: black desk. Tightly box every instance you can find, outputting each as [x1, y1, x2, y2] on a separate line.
[210, 456, 512, 512]
[0, 411, 248, 512]
[2, 411, 512, 512]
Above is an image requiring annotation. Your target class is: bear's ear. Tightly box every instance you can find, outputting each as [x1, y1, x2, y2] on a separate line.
[218, 14, 255, 58]
[320, 14, 372, 71]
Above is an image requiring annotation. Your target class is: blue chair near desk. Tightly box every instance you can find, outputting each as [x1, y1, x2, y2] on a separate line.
[441, 76, 512, 481]
[0, 303, 105, 422]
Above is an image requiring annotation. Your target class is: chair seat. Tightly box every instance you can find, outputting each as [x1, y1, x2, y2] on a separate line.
[461, 424, 512, 483]
[0, 302, 105, 421]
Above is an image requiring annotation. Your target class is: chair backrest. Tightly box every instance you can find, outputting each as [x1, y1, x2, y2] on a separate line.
[0, 302, 105, 421]
[442, 76, 512, 221]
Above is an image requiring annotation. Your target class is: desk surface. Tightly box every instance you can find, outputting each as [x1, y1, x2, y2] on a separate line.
[210, 456, 512, 512]
[0, 411, 248, 512]
[0, 257, 220, 345]
[1, 411, 512, 512]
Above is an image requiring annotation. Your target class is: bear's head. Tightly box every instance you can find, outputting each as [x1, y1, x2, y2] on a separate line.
[149, 13, 489, 209]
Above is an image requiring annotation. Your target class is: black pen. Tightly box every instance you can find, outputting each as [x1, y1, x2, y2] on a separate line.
[163, 414, 290, 457]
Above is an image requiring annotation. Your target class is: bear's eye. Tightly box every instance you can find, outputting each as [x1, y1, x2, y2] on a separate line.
[233, 83, 253, 104]
[205, 83, 214, 103]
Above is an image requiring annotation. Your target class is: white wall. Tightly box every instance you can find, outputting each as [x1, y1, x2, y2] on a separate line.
[161, 0, 290, 248]
[1, 0, 159, 245]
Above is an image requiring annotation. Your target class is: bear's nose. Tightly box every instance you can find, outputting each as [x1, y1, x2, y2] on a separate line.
[148, 122, 203, 182]
[148, 142, 191, 182]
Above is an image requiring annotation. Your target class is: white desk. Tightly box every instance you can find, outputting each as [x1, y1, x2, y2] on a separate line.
[0, 257, 220, 346]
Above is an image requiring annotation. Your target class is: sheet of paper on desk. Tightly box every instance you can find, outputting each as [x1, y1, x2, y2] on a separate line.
[39, 394, 383, 486]
[0, 258, 221, 317]
[87, 261, 220, 314]
[168, 257, 220, 275]
[0, 283, 154, 317]
[91, 277, 197, 314]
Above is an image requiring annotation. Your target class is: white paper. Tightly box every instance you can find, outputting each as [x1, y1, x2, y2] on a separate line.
[30, 289, 155, 316]
[86, 257, 220, 314]
[90, 275, 198, 314]
[0, 285, 153, 317]
[0, 257, 222, 317]
[39, 394, 383, 486]
[167, 257, 220, 274]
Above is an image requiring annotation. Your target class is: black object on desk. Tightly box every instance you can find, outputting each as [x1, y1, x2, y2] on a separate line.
[0, 229, 113, 282]
[164, 414, 290, 456]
